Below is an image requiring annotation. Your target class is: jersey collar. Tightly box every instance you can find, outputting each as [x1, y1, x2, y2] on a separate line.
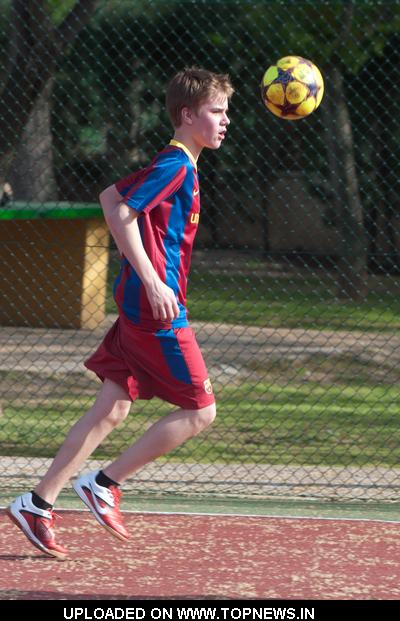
[169, 140, 197, 170]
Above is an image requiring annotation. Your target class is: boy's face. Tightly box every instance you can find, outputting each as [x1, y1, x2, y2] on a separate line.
[184, 94, 230, 151]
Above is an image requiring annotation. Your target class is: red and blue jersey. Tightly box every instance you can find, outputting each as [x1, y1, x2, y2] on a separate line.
[114, 140, 200, 330]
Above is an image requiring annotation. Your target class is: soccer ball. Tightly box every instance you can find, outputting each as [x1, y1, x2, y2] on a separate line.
[260, 56, 324, 120]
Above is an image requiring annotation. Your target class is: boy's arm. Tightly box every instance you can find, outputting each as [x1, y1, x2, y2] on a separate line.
[99, 184, 179, 323]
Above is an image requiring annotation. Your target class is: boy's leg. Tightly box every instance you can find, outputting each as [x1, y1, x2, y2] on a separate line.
[74, 325, 216, 540]
[105, 403, 216, 483]
[7, 379, 131, 557]
[73, 403, 216, 539]
[34, 378, 131, 504]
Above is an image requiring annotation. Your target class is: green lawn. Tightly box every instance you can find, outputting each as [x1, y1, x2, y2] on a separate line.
[1, 380, 399, 467]
[187, 272, 400, 331]
[5, 254, 397, 469]
[106, 256, 400, 331]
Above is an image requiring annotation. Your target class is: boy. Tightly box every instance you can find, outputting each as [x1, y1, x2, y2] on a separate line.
[7, 67, 234, 559]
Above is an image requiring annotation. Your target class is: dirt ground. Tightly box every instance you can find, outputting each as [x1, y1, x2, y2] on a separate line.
[2, 315, 400, 386]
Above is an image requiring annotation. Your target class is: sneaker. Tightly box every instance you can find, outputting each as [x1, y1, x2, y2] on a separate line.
[73, 471, 129, 541]
[6, 493, 68, 560]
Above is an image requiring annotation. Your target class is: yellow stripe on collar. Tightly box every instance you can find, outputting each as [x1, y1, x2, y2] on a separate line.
[169, 140, 197, 169]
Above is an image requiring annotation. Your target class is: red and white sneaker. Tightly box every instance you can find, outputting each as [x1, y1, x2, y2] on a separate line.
[73, 471, 129, 541]
[6, 493, 68, 560]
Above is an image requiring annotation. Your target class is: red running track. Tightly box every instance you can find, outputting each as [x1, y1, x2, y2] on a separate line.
[0, 510, 399, 600]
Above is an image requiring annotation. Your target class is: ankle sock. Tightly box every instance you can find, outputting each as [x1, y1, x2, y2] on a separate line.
[95, 470, 120, 488]
[31, 491, 53, 511]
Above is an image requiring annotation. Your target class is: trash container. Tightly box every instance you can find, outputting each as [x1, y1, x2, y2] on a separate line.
[0, 202, 110, 329]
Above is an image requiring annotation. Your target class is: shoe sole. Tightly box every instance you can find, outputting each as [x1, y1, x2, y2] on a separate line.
[6, 507, 67, 560]
[73, 482, 129, 542]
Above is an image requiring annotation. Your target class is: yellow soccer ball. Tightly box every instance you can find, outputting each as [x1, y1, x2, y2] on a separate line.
[261, 56, 324, 120]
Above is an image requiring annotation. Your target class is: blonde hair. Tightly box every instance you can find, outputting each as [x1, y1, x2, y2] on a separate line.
[166, 67, 234, 128]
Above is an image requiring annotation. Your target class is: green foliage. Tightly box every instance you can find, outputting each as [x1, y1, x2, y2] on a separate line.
[46, 0, 77, 24]
[47, 0, 400, 205]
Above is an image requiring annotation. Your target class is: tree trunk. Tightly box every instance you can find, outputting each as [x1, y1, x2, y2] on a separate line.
[0, 0, 100, 188]
[330, 65, 368, 300]
[322, 66, 367, 298]
[9, 79, 57, 201]
[322, 1, 368, 300]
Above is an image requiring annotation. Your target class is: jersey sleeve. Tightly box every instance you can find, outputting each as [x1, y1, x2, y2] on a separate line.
[115, 153, 187, 215]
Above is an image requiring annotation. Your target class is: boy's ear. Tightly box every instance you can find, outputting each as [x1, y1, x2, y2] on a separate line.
[181, 106, 194, 125]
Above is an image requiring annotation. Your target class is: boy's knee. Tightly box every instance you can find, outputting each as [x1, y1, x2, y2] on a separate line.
[106, 400, 131, 428]
[191, 402, 216, 435]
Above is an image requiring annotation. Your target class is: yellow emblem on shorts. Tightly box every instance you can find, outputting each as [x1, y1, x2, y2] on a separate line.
[203, 378, 213, 394]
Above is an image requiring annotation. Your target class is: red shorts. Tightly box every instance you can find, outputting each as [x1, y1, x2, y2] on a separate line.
[84, 315, 215, 410]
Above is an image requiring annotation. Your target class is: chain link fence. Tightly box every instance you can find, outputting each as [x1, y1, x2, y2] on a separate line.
[1, 0, 400, 504]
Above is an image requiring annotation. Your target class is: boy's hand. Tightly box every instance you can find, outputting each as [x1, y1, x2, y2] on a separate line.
[145, 278, 180, 323]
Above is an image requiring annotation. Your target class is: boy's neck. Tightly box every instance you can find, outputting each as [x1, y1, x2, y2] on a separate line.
[171, 130, 202, 164]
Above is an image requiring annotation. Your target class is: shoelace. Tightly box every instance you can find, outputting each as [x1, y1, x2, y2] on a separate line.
[43, 511, 67, 550]
[109, 486, 122, 513]
[48, 511, 62, 528]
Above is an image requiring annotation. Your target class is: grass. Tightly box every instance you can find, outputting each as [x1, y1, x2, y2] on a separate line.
[1, 379, 399, 467]
[106, 254, 400, 331]
[3, 252, 399, 473]
[187, 272, 400, 331]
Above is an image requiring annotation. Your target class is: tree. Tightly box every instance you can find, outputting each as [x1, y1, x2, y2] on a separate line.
[229, 0, 399, 299]
[9, 78, 58, 201]
[325, 2, 367, 300]
[0, 0, 100, 201]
